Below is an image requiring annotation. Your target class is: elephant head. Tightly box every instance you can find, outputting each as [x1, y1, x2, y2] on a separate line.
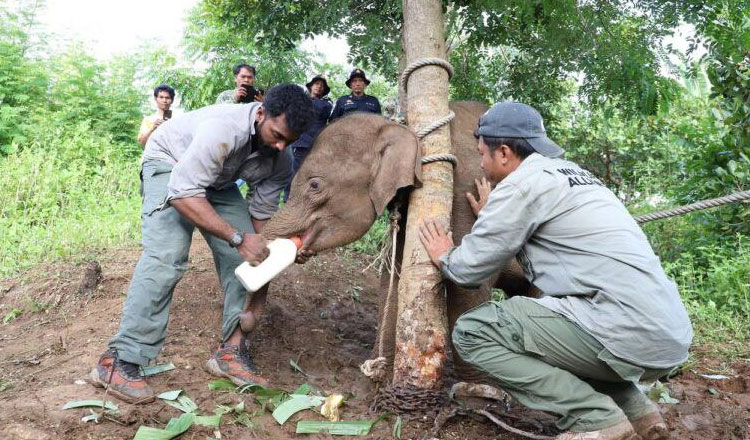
[262, 113, 422, 250]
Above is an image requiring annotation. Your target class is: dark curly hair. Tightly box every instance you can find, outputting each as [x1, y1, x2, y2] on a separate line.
[263, 84, 313, 136]
[153, 84, 175, 99]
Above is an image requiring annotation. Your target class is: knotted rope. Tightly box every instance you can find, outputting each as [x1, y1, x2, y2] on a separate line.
[400, 57, 458, 168]
[360, 208, 401, 381]
[399, 57, 454, 94]
[361, 57, 457, 382]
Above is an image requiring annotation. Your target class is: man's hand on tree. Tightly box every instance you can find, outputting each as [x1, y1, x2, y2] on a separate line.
[418, 218, 455, 269]
[238, 233, 269, 266]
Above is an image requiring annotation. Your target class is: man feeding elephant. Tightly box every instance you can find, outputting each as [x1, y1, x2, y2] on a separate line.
[419, 102, 692, 440]
[89, 84, 314, 404]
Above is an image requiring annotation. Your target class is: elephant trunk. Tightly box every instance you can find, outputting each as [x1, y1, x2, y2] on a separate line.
[261, 199, 310, 242]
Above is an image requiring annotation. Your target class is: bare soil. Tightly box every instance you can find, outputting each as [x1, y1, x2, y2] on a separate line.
[0, 236, 748, 439]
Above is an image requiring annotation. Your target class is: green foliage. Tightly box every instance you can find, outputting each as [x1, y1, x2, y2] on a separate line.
[194, 0, 692, 117]
[0, 2, 144, 153]
[662, 235, 750, 347]
[3, 308, 23, 324]
[347, 214, 388, 255]
[0, 1, 49, 154]
[686, 1, 750, 144]
[550, 61, 748, 254]
[0, 1, 147, 277]
[148, 2, 311, 110]
[0, 123, 141, 277]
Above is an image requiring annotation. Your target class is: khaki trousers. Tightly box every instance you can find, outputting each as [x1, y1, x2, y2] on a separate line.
[452, 297, 674, 432]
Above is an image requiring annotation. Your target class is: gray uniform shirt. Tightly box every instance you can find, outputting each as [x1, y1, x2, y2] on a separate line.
[142, 103, 292, 220]
[440, 153, 692, 369]
[215, 89, 237, 104]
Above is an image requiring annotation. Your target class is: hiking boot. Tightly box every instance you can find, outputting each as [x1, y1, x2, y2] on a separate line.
[556, 419, 639, 440]
[89, 349, 155, 404]
[631, 410, 669, 440]
[205, 341, 269, 387]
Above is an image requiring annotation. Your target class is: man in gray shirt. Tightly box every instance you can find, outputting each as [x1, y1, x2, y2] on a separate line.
[90, 84, 313, 404]
[216, 63, 264, 104]
[420, 102, 692, 440]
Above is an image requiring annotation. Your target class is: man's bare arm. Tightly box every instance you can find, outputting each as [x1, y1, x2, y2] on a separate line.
[171, 197, 269, 264]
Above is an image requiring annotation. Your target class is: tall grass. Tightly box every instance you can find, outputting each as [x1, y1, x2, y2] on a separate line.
[662, 234, 750, 352]
[0, 123, 141, 277]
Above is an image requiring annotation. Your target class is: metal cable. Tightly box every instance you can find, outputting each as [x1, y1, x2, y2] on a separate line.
[635, 190, 750, 224]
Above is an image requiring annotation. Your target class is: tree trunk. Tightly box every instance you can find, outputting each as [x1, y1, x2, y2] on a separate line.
[392, 0, 452, 389]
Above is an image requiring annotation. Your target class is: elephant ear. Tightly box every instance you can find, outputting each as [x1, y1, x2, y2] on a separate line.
[369, 123, 422, 216]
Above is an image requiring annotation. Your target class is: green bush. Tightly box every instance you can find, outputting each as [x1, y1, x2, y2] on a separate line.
[347, 214, 389, 256]
[662, 235, 750, 348]
[0, 123, 141, 277]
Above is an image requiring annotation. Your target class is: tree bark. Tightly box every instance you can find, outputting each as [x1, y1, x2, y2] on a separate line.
[392, 0, 452, 389]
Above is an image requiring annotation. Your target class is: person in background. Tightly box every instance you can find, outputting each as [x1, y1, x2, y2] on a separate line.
[329, 68, 381, 121]
[216, 64, 265, 104]
[138, 84, 175, 147]
[284, 75, 333, 201]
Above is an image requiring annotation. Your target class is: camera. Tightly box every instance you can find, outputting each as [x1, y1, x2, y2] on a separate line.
[240, 84, 262, 103]
[163, 109, 172, 120]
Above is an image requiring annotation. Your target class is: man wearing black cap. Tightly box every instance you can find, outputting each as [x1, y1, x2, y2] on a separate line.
[329, 68, 381, 121]
[283, 75, 333, 201]
[419, 102, 692, 440]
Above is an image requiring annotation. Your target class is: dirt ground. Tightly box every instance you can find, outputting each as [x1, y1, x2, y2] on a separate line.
[0, 235, 748, 440]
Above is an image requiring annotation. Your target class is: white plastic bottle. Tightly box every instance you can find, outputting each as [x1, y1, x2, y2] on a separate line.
[234, 238, 299, 292]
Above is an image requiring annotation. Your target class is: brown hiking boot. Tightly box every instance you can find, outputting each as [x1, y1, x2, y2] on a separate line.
[556, 419, 639, 440]
[205, 341, 269, 387]
[89, 349, 155, 404]
[631, 410, 669, 440]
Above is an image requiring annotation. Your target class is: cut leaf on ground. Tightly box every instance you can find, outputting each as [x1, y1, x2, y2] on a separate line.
[273, 394, 325, 425]
[296, 420, 375, 435]
[157, 389, 183, 401]
[133, 412, 195, 440]
[62, 400, 118, 411]
[139, 363, 176, 376]
[208, 379, 237, 391]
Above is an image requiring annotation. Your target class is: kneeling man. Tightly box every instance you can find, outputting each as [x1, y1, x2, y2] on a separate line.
[420, 102, 692, 440]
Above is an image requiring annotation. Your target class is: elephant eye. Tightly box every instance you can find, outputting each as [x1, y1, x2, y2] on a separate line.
[309, 180, 319, 190]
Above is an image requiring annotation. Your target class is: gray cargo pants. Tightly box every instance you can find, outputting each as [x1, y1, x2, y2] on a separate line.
[453, 297, 674, 432]
[109, 160, 253, 366]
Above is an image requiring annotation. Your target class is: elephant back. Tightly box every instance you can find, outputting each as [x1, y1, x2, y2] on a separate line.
[448, 101, 489, 242]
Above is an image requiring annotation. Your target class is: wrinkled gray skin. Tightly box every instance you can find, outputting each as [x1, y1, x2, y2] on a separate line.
[263, 101, 536, 380]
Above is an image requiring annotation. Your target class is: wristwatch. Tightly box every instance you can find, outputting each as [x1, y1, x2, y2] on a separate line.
[228, 231, 244, 248]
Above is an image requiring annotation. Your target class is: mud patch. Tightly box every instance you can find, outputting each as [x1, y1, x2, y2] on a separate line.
[0, 237, 748, 439]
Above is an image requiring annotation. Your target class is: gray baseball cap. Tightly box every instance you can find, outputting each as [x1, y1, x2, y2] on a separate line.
[474, 102, 564, 158]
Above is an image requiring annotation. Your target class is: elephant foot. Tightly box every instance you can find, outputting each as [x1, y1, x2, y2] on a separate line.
[450, 382, 511, 410]
[239, 311, 258, 334]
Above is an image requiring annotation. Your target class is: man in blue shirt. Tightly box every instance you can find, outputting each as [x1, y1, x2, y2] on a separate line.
[329, 69, 381, 121]
[284, 75, 333, 201]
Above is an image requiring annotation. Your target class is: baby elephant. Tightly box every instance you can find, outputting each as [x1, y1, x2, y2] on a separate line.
[262, 102, 535, 380]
